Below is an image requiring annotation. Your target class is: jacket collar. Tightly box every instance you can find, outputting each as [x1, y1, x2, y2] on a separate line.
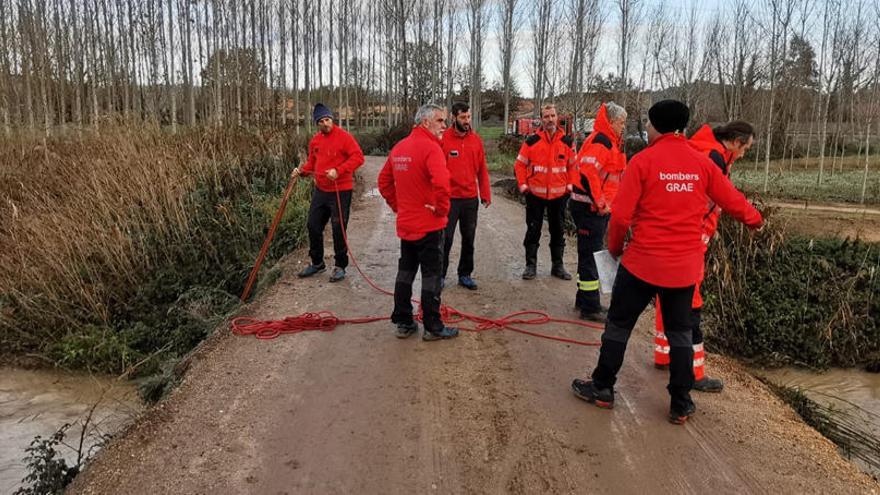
[413, 125, 443, 146]
[316, 125, 339, 139]
[649, 132, 687, 147]
[539, 127, 563, 143]
[443, 126, 471, 141]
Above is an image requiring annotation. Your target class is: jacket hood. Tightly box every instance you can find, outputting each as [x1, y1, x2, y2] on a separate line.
[594, 104, 620, 143]
[689, 125, 729, 160]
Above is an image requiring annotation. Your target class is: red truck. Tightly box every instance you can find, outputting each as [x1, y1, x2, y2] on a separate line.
[508, 114, 575, 136]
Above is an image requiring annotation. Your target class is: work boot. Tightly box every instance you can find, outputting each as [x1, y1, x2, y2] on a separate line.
[394, 322, 419, 339]
[423, 326, 459, 341]
[458, 275, 478, 290]
[550, 246, 572, 280]
[579, 307, 608, 323]
[570, 379, 614, 409]
[668, 401, 697, 425]
[298, 263, 326, 278]
[693, 376, 724, 393]
[522, 244, 538, 280]
[328, 267, 346, 283]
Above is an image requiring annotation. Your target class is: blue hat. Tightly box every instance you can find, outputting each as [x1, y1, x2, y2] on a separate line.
[313, 103, 333, 124]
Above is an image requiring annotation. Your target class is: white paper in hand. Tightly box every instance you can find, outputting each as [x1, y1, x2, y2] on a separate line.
[593, 250, 619, 294]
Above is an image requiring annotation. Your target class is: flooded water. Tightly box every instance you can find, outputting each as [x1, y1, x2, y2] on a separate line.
[0, 367, 142, 494]
[760, 367, 880, 477]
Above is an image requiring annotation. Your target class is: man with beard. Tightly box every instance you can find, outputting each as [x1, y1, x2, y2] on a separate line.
[514, 104, 575, 281]
[378, 103, 459, 341]
[292, 103, 365, 282]
[441, 102, 491, 290]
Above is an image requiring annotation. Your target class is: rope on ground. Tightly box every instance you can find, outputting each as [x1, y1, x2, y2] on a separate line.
[233, 181, 604, 347]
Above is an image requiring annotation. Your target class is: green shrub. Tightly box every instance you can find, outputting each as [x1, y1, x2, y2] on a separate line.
[496, 134, 522, 156]
[704, 210, 880, 368]
[14, 426, 81, 495]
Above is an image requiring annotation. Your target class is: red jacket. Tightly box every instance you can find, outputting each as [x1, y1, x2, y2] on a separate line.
[689, 124, 736, 247]
[608, 134, 763, 288]
[378, 126, 451, 241]
[441, 127, 491, 201]
[514, 128, 575, 200]
[570, 104, 627, 210]
[302, 125, 365, 192]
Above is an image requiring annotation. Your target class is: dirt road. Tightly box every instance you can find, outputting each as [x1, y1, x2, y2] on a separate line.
[70, 157, 878, 494]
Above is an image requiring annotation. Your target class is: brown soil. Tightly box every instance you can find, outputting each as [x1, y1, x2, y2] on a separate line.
[68, 157, 879, 494]
[770, 201, 880, 242]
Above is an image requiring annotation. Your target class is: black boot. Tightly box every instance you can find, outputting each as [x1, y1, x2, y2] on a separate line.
[522, 244, 538, 280]
[550, 245, 571, 280]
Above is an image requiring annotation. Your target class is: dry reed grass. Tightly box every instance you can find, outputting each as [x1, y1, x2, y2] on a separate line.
[0, 124, 306, 360]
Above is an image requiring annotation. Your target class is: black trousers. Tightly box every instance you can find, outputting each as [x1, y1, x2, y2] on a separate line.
[391, 229, 445, 334]
[443, 197, 479, 278]
[307, 187, 352, 269]
[591, 264, 696, 412]
[570, 201, 608, 312]
[524, 193, 567, 254]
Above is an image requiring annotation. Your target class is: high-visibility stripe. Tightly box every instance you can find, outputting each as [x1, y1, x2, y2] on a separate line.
[549, 186, 566, 194]
[532, 186, 548, 193]
[533, 165, 548, 173]
[693, 357, 705, 367]
[654, 345, 670, 354]
[516, 154, 529, 165]
[693, 343, 704, 352]
[578, 279, 600, 291]
[551, 167, 566, 174]
[570, 192, 591, 203]
[581, 156, 598, 165]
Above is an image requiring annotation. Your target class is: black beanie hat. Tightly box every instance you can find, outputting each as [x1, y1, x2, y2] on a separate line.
[648, 99, 689, 134]
[313, 103, 333, 124]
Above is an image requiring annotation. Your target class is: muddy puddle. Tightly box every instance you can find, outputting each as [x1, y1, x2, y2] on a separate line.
[0, 367, 141, 493]
[760, 367, 880, 477]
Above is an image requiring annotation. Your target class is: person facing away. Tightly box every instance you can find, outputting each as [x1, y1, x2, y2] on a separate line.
[570, 99, 763, 425]
[291, 103, 365, 283]
[514, 103, 575, 281]
[653, 120, 756, 393]
[441, 102, 491, 291]
[377, 103, 460, 341]
[569, 101, 628, 323]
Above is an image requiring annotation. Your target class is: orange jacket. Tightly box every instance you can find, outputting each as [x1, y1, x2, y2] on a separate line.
[514, 128, 576, 200]
[570, 104, 626, 211]
[689, 124, 736, 247]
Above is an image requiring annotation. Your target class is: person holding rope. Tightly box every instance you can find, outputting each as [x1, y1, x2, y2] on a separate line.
[653, 120, 755, 393]
[570, 100, 763, 424]
[291, 103, 365, 283]
[378, 103, 459, 341]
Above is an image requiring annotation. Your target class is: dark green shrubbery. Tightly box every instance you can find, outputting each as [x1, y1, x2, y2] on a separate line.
[703, 209, 880, 368]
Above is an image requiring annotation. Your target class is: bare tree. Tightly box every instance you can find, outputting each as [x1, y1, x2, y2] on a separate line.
[568, 0, 602, 127]
[498, 0, 521, 130]
[615, 0, 643, 101]
[530, 0, 554, 113]
[467, 0, 485, 127]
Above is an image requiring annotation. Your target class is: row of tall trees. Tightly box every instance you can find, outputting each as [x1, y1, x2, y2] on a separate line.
[2, 1, 879, 171]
